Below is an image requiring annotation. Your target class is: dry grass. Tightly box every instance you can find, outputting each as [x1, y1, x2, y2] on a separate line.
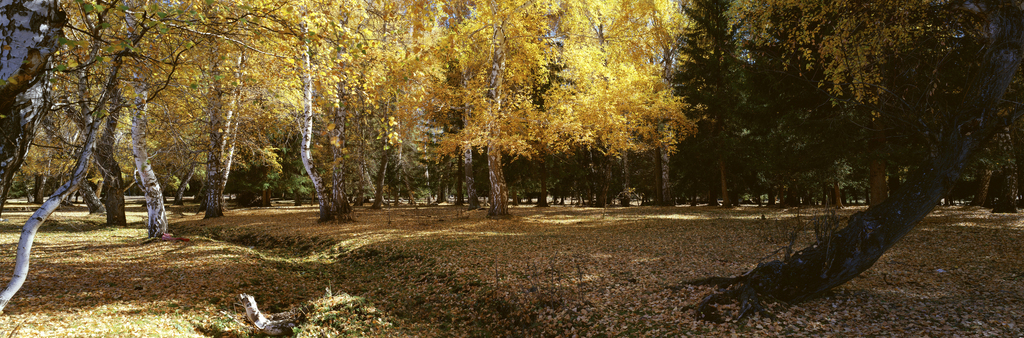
[1, 200, 1022, 336]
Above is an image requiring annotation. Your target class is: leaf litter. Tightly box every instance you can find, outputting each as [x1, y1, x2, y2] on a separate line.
[0, 202, 1020, 337]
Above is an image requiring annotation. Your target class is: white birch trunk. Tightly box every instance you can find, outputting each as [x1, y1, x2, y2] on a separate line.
[238, 294, 298, 336]
[0, 0, 64, 218]
[298, 25, 332, 222]
[0, 110, 103, 313]
[202, 49, 236, 218]
[129, 83, 168, 238]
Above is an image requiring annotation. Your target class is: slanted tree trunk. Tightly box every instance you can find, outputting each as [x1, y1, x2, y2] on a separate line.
[81, 182, 105, 214]
[238, 294, 299, 336]
[129, 83, 169, 238]
[0, 102, 102, 313]
[971, 168, 993, 206]
[694, 5, 1024, 320]
[992, 127, 1018, 213]
[173, 163, 196, 206]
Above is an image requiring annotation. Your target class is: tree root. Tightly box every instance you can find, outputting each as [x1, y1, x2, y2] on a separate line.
[690, 277, 773, 323]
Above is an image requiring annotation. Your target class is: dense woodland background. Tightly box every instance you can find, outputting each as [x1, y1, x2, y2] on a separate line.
[5, 0, 1024, 223]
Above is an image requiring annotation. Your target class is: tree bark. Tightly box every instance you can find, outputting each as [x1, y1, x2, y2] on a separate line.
[992, 127, 1018, 213]
[464, 145, 480, 210]
[0, 0, 64, 219]
[455, 152, 465, 205]
[869, 120, 888, 206]
[620, 152, 630, 206]
[80, 181, 105, 214]
[653, 147, 665, 206]
[369, 138, 389, 210]
[832, 182, 844, 208]
[399, 147, 416, 205]
[695, 4, 1024, 317]
[32, 175, 46, 205]
[0, 103, 102, 313]
[297, 33, 332, 222]
[173, 163, 196, 206]
[95, 104, 126, 226]
[719, 157, 732, 207]
[238, 294, 298, 336]
[129, 83, 169, 238]
[487, 143, 509, 217]
[330, 68, 353, 222]
[537, 157, 550, 207]
[203, 53, 229, 218]
[971, 168, 993, 206]
[660, 144, 672, 205]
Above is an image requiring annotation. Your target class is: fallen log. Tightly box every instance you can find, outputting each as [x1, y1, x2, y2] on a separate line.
[239, 294, 302, 336]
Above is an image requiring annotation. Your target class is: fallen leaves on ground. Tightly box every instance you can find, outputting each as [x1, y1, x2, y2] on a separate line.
[0, 202, 1022, 337]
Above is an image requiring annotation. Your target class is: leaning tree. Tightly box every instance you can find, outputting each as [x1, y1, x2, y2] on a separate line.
[693, 0, 1024, 320]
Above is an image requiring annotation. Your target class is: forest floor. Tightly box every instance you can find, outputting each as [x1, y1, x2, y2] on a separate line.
[0, 200, 1022, 337]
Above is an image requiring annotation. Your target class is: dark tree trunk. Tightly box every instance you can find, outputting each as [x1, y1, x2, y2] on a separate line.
[695, 5, 1024, 319]
[173, 163, 196, 206]
[81, 182, 105, 214]
[370, 142, 389, 210]
[537, 157, 550, 207]
[992, 127, 1018, 213]
[707, 186, 720, 207]
[767, 189, 777, 206]
[620, 152, 630, 207]
[32, 175, 47, 205]
[659, 145, 672, 205]
[653, 147, 665, 206]
[465, 145, 480, 210]
[719, 158, 732, 207]
[832, 182, 844, 208]
[95, 105, 126, 226]
[971, 168, 993, 206]
[887, 167, 901, 197]
[869, 120, 888, 206]
[455, 152, 465, 206]
[486, 143, 510, 217]
[330, 99, 353, 222]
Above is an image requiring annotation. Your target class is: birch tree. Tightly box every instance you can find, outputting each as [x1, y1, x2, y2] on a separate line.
[0, 0, 65, 218]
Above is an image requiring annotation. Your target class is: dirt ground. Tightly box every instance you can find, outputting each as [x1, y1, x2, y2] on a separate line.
[0, 200, 1022, 337]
